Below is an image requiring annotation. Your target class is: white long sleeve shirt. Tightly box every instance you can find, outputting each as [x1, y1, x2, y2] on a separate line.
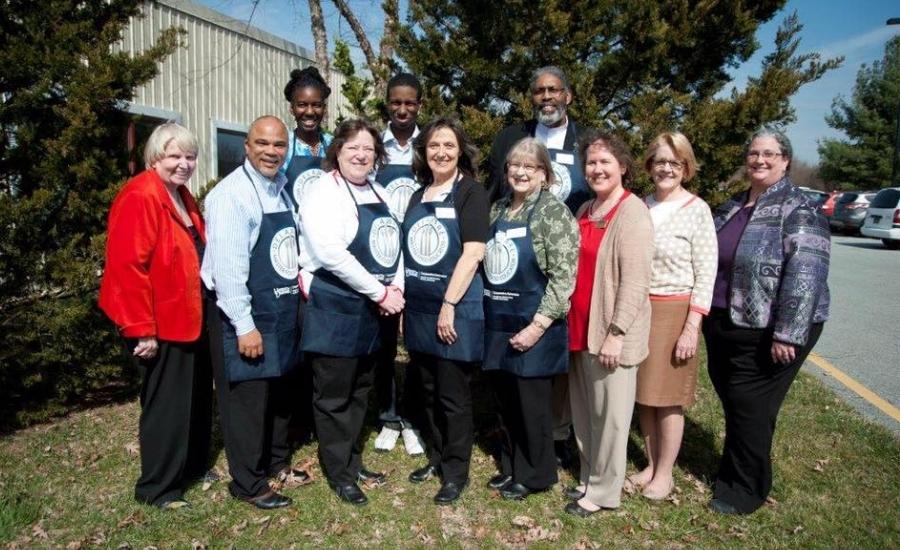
[201, 160, 298, 336]
[298, 170, 404, 299]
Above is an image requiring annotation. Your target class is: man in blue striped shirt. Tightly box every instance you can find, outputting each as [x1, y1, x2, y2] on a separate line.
[202, 116, 306, 510]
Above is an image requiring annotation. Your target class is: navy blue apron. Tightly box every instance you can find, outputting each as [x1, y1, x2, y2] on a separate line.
[402, 176, 484, 362]
[219, 166, 301, 382]
[300, 174, 401, 357]
[546, 146, 590, 214]
[285, 135, 325, 208]
[375, 164, 419, 222]
[482, 191, 568, 377]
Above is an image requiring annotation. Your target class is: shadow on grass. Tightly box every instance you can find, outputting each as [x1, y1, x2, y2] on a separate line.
[626, 412, 721, 485]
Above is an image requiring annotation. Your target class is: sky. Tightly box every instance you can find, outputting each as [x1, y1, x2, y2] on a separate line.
[197, 0, 900, 164]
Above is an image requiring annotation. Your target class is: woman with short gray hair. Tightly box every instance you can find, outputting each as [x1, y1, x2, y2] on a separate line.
[704, 125, 830, 515]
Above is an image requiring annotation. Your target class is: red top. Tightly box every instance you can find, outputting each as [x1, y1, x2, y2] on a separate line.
[568, 191, 630, 351]
[99, 169, 206, 342]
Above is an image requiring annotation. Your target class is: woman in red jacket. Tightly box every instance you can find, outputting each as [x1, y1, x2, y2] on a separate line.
[99, 122, 212, 510]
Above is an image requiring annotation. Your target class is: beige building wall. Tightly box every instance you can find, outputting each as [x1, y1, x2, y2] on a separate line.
[116, 0, 348, 191]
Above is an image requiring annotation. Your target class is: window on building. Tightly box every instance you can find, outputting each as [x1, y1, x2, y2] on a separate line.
[216, 128, 246, 178]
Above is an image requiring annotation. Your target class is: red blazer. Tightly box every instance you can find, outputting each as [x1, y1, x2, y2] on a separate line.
[99, 169, 206, 342]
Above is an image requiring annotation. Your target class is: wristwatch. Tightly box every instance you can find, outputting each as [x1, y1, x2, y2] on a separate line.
[609, 323, 625, 337]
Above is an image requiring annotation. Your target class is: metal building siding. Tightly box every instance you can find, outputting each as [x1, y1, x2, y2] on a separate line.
[119, 0, 348, 192]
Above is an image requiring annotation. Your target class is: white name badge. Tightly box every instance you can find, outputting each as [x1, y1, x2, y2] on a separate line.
[435, 207, 456, 219]
[556, 152, 575, 165]
[506, 227, 527, 239]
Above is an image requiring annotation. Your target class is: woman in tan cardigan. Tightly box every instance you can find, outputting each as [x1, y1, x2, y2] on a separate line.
[564, 129, 653, 517]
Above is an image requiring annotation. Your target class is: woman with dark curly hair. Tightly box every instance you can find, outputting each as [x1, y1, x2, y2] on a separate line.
[403, 117, 489, 505]
[281, 66, 333, 206]
[298, 119, 405, 506]
[704, 126, 830, 515]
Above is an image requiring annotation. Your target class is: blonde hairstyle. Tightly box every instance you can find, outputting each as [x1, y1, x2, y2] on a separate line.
[643, 132, 698, 183]
[144, 123, 199, 168]
[505, 137, 555, 190]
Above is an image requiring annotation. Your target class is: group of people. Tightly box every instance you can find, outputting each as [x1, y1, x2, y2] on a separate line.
[98, 65, 831, 518]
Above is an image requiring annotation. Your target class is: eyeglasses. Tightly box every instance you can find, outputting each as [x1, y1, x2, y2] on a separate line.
[532, 86, 565, 97]
[652, 159, 684, 171]
[746, 150, 783, 160]
[507, 162, 544, 175]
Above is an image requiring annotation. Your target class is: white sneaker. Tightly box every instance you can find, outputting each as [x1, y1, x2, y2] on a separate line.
[374, 426, 400, 452]
[401, 427, 425, 456]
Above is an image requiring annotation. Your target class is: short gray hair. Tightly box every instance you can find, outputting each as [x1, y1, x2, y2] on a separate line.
[745, 125, 793, 169]
[144, 122, 199, 168]
[529, 66, 571, 93]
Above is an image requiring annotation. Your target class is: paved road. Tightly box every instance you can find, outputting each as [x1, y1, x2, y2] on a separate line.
[803, 235, 900, 436]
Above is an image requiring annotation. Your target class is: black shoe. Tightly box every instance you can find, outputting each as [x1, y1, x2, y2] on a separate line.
[409, 464, 439, 483]
[500, 482, 533, 501]
[332, 483, 368, 506]
[708, 498, 742, 515]
[434, 480, 467, 505]
[248, 491, 292, 510]
[564, 486, 586, 500]
[565, 501, 599, 518]
[487, 474, 513, 490]
[357, 468, 386, 486]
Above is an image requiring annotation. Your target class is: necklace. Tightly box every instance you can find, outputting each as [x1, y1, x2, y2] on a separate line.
[296, 129, 320, 156]
[588, 198, 616, 228]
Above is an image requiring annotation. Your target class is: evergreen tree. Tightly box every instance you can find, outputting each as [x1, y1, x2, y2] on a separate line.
[818, 36, 900, 190]
[0, 0, 183, 428]
[398, 2, 840, 199]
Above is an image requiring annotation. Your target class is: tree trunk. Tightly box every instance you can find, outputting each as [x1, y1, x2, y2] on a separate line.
[307, 0, 330, 74]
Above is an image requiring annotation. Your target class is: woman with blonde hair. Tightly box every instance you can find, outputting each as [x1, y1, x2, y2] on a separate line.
[630, 132, 717, 500]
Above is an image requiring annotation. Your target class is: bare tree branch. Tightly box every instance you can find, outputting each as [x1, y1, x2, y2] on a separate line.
[331, 0, 377, 70]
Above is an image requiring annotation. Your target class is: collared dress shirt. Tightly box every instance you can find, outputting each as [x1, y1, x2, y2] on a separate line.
[201, 159, 298, 336]
[382, 124, 419, 165]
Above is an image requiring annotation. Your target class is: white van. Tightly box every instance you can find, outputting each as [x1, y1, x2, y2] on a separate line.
[861, 187, 900, 249]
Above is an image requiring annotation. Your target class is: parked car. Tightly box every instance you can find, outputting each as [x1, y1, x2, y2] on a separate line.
[830, 191, 877, 234]
[798, 187, 829, 210]
[821, 191, 841, 218]
[861, 187, 900, 250]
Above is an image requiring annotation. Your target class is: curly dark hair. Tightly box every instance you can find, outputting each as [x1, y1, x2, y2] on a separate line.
[412, 117, 479, 185]
[322, 119, 386, 174]
[283, 66, 332, 102]
[386, 72, 422, 101]
[578, 128, 635, 186]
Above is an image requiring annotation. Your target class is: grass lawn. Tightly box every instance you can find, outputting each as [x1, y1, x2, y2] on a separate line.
[1, 351, 898, 549]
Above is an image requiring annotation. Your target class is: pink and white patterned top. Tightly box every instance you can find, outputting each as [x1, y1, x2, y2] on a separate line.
[644, 194, 718, 315]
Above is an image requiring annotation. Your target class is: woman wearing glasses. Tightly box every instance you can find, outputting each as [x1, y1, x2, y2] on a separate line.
[630, 133, 717, 501]
[704, 126, 830, 515]
[482, 138, 578, 501]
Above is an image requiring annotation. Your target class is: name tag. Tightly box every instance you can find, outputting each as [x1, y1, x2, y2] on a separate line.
[556, 152, 574, 165]
[506, 227, 527, 239]
[435, 207, 456, 219]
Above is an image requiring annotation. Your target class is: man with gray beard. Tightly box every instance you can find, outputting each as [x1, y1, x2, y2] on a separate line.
[486, 66, 590, 475]
[487, 66, 592, 213]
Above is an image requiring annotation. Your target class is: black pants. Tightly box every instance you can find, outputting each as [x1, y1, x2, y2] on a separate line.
[412, 352, 475, 484]
[703, 309, 823, 513]
[374, 314, 402, 426]
[130, 336, 213, 506]
[208, 299, 293, 500]
[311, 353, 376, 486]
[492, 371, 557, 490]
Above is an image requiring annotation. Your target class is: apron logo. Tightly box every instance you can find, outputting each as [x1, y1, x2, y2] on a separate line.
[385, 177, 418, 222]
[293, 168, 325, 204]
[407, 215, 449, 267]
[369, 216, 401, 268]
[550, 161, 572, 201]
[269, 227, 299, 280]
[484, 235, 519, 285]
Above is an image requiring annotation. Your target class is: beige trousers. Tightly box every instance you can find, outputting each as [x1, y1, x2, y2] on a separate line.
[568, 351, 637, 508]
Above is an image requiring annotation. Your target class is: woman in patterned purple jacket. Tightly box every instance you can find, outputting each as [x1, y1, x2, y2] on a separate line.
[703, 126, 830, 515]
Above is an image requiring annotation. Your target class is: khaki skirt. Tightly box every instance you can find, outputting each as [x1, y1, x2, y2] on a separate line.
[635, 297, 698, 407]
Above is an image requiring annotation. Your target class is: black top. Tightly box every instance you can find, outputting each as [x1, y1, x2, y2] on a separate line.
[188, 225, 205, 264]
[406, 174, 490, 243]
[486, 118, 587, 203]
